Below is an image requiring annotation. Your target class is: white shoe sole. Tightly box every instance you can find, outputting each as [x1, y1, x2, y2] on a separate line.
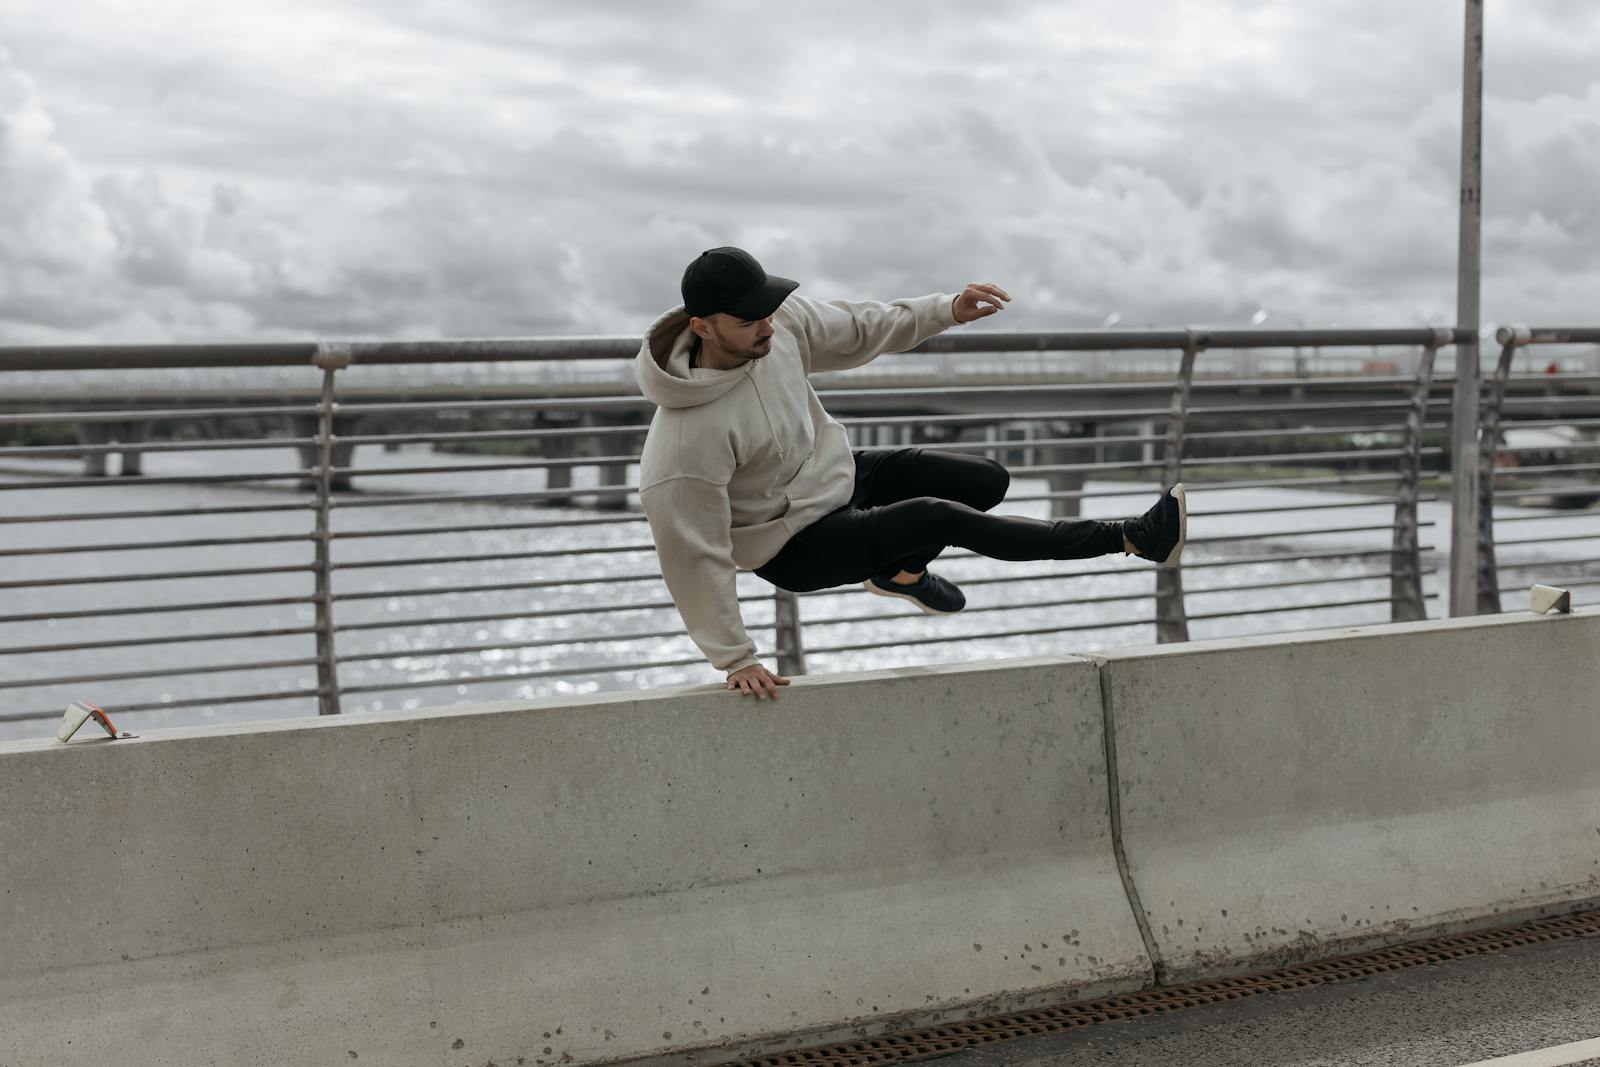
[862, 579, 962, 616]
[1163, 482, 1188, 569]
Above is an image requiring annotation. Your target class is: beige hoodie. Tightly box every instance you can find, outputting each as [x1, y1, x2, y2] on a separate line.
[635, 292, 959, 674]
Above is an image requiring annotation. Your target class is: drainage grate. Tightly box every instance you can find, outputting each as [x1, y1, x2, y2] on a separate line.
[720, 909, 1600, 1067]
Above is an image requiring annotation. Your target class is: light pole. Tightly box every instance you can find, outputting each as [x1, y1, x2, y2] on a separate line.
[1450, 0, 1484, 616]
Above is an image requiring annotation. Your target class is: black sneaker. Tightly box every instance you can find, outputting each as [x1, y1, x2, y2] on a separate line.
[1123, 483, 1188, 567]
[863, 571, 967, 615]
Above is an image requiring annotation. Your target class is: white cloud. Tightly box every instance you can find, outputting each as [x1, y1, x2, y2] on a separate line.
[0, 1, 1597, 342]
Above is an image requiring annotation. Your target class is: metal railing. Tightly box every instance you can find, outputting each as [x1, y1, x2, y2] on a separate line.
[4, 324, 1597, 734]
[1476, 327, 1600, 613]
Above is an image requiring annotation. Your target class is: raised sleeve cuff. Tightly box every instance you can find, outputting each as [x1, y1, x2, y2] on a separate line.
[936, 292, 961, 328]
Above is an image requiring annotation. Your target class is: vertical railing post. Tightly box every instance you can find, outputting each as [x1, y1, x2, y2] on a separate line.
[1155, 332, 1201, 644]
[773, 588, 806, 678]
[1449, 0, 1485, 615]
[311, 342, 351, 715]
[1475, 326, 1529, 614]
[1391, 333, 1443, 621]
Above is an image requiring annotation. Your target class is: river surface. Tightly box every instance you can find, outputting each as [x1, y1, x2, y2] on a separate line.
[3, 444, 1596, 742]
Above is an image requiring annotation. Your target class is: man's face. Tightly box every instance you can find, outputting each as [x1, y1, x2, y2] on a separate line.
[707, 313, 775, 361]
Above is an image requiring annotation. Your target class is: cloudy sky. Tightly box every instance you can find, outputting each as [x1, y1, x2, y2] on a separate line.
[2, 1, 1596, 343]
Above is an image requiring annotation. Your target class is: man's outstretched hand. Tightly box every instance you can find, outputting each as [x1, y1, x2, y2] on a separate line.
[727, 663, 791, 701]
[953, 283, 1011, 324]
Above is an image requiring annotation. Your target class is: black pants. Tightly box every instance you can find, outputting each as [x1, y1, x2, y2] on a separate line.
[755, 448, 1124, 593]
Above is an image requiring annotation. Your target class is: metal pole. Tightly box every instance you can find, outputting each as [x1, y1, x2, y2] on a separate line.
[1391, 335, 1444, 622]
[1475, 326, 1530, 614]
[1154, 333, 1201, 644]
[1449, 0, 1485, 616]
[773, 589, 807, 677]
[312, 342, 351, 715]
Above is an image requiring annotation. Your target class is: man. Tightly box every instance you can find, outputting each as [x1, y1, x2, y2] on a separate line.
[635, 247, 1186, 700]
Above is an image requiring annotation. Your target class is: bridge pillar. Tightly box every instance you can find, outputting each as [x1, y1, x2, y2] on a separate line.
[592, 425, 633, 511]
[116, 421, 148, 476]
[1043, 468, 1087, 518]
[74, 421, 150, 477]
[1037, 421, 1092, 518]
[75, 422, 111, 477]
[540, 426, 576, 506]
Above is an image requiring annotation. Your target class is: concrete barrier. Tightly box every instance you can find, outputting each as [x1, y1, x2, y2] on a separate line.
[1099, 608, 1600, 983]
[0, 655, 1148, 1066]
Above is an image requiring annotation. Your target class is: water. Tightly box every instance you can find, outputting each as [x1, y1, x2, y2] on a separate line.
[4, 443, 1594, 743]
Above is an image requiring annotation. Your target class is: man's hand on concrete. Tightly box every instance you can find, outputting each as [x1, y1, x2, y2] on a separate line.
[727, 663, 791, 701]
[953, 283, 1011, 324]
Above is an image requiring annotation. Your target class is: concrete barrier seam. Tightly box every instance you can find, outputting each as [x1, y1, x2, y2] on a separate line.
[1095, 657, 1163, 983]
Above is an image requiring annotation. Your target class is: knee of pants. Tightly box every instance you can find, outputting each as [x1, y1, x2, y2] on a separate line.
[979, 458, 1010, 509]
[876, 496, 966, 556]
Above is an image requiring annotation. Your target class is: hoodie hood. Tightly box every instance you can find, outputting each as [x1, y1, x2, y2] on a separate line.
[635, 306, 747, 410]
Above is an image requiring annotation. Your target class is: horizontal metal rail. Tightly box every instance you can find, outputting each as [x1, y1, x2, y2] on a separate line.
[798, 548, 1423, 597]
[0, 326, 1472, 373]
[1188, 521, 1434, 544]
[0, 534, 313, 558]
[1495, 326, 1600, 344]
[1199, 496, 1435, 517]
[1, 688, 326, 722]
[1185, 569, 1431, 595]
[0, 595, 314, 625]
[249, 420, 1452, 459]
[1187, 594, 1429, 622]
[1493, 555, 1600, 571]
[334, 514, 648, 540]
[335, 656, 718, 696]
[0, 656, 322, 690]
[330, 571, 666, 600]
[797, 618, 1156, 657]
[1491, 512, 1600, 524]
[336, 426, 651, 447]
[1491, 533, 1600, 548]
[0, 501, 319, 525]
[0, 404, 320, 426]
[1494, 442, 1600, 455]
[1493, 486, 1600, 501]
[1497, 575, 1600, 591]
[1493, 417, 1600, 431]
[330, 545, 655, 570]
[305, 468, 1449, 518]
[0, 437, 321, 459]
[1, 565, 313, 591]
[0, 469, 314, 491]
[1, 624, 320, 656]
[336, 625, 777, 661]
[1499, 395, 1600, 409]
[326, 486, 636, 510]
[332, 599, 689, 633]
[1164, 550, 1440, 575]
[1177, 471, 1445, 493]
[795, 570, 1433, 629]
[1489, 463, 1600, 478]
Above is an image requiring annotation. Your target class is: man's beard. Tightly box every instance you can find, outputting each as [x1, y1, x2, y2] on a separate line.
[716, 328, 772, 362]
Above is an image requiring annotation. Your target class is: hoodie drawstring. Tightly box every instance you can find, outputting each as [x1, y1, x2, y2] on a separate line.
[747, 369, 786, 462]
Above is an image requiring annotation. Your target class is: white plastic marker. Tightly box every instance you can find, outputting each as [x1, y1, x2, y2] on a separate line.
[1530, 584, 1572, 614]
[55, 701, 130, 743]
[1454, 1036, 1600, 1067]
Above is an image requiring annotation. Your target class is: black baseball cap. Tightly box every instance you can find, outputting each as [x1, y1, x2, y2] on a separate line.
[681, 247, 799, 320]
